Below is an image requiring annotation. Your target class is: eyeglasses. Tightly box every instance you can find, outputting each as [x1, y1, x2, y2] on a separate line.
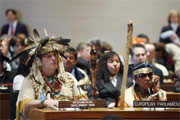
[135, 72, 153, 78]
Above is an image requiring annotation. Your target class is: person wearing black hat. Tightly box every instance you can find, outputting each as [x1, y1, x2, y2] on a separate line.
[0, 51, 14, 84]
[128, 44, 164, 84]
[117, 62, 166, 108]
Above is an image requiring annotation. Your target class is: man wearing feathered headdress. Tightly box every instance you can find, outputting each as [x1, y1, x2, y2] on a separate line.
[16, 30, 88, 119]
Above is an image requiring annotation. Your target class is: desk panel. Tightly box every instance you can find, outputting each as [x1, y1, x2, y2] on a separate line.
[0, 92, 10, 119]
[29, 108, 180, 120]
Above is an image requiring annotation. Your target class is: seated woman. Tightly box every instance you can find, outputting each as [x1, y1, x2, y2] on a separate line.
[16, 35, 88, 120]
[117, 62, 167, 108]
[96, 51, 132, 107]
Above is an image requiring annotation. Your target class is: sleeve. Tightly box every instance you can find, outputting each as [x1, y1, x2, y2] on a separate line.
[78, 68, 91, 85]
[21, 23, 28, 37]
[68, 73, 88, 100]
[159, 26, 172, 44]
[16, 76, 35, 120]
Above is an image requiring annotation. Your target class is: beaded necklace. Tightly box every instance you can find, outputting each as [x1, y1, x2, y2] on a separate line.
[41, 72, 62, 98]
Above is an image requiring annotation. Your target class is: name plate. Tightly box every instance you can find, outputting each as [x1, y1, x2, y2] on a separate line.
[59, 100, 106, 108]
[133, 101, 180, 108]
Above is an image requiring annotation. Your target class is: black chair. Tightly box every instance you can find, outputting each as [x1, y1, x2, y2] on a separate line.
[9, 90, 19, 120]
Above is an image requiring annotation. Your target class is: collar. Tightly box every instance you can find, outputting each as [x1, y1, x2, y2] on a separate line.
[71, 68, 75, 77]
[9, 20, 17, 27]
[110, 74, 118, 81]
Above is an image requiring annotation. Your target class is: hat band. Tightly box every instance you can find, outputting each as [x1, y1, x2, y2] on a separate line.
[133, 67, 152, 77]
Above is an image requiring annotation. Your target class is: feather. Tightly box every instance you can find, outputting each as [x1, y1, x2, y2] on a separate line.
[33, 29, 41, 43]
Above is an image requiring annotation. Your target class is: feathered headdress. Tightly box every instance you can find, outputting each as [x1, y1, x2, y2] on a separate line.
[10, 29, 70, 66]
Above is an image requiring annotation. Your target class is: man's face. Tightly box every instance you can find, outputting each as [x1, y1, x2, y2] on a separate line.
[41, 51, 58, 77]
[145, 44, 155, 63]
[135, 72, 153, 89]
[14, 42, 25, 55]
[170, 13, 179, 24]
[6, 11, 16, 23]
[63, 51, 77, 71]
[2, 41, 9, 55]
[132, 47, 147, 65]
[79, 45, 91, 61]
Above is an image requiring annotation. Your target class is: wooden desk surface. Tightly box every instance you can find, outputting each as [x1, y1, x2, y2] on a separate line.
[29, 108, 180, 120]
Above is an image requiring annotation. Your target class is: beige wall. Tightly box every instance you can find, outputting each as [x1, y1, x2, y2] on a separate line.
[0, 0, 180, 56]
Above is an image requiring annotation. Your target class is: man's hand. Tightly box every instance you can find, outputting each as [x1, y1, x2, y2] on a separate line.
[170, 33, 178, 41]
[44, 99, 59, 110]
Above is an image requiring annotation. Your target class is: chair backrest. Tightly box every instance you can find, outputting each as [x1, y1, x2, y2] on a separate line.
[9, 90, 19, 119]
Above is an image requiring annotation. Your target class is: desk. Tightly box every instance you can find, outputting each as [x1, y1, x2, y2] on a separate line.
[0, 92, 10, 119]
[29, 108, 180, 120]
[167, 92, 180, 100]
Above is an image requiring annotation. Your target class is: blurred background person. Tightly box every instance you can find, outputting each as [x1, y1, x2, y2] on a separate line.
[9, 34, 26, 72]
[0, 35, 11, 59]
[145, 43, 170, 82]
[137, 33, 150, 44]
[160, 9, 180, 45]
[0, 35, 12, 71]
[76, 42, 91, 75]
[63, 46, 91, 86]
[101, 41, 112, 55]
[1, 8, 28, 38]
[159, 10, 180, 72]
[0, 51, 14, 84]
[89, 37, 102, 59]
[128, 44, 164, 84]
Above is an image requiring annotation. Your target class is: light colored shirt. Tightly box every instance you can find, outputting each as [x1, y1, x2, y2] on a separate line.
[13, 74, 24, 90]
[110, 75, 117, 87]
[71, 68, 75, 77]
[8, 20, 17, 37]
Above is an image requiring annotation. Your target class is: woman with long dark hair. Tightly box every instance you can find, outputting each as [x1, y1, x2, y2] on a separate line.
[96, 51, 132, 107]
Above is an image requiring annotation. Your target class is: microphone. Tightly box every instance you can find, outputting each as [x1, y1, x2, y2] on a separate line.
[77, 85, 82, 100]
[148, 88, 151, 96]
[19, 112, 28, 120]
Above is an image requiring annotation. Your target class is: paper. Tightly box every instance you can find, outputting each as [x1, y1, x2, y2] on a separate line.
[160, 30, 175, 39]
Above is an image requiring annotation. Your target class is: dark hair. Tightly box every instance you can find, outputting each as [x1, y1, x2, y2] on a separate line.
[131, 44, 146, 57]
[5, 8, 17, 15]
[101, 115, 123, 120]
[137, 34, 149, 43]
[66, 46, 78, 59]
[76, 42, 91, 51]
[0, 51, 9, 64]
[97, 51, 123, 83]
[16, 53, 34, 76]
[90, 39, 101, 46]
[101, 42, 112, 54]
